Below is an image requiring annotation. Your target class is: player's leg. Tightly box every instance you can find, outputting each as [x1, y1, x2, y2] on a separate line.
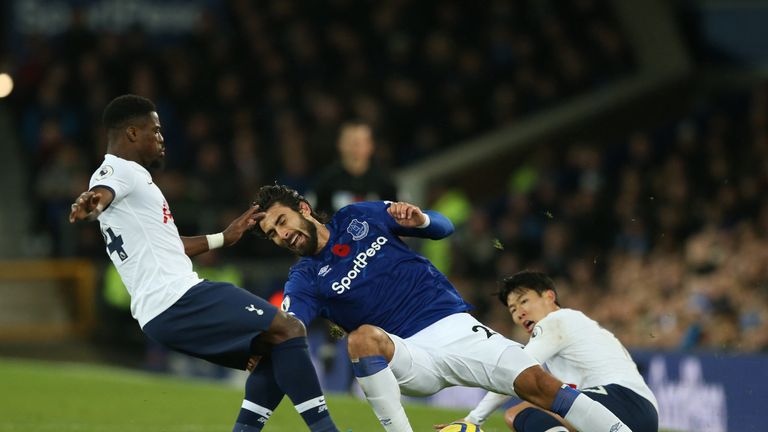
[416, 314, 631, 432]
[504, 402, 571, 432]
[233, 356, 285, 432]
[347, 325, 413, 432]
[576, 385, 659, 432]
[143, 281, 337, 432]
[513, 366, 632, 432]
[259, 310, 338, 432]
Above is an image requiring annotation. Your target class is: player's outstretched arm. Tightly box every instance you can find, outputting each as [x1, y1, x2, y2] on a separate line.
[68, 187, 114, 223]
[180, 204, 264, 257]
[386, 201, 454, 239]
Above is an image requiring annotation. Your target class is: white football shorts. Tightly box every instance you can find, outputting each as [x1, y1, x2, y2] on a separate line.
[387, 312, 539, 397]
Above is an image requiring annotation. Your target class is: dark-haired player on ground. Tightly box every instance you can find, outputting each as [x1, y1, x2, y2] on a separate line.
[250, 184, 633, 432]
[456, 271, 658, 432]
[68, 95, 339, 432]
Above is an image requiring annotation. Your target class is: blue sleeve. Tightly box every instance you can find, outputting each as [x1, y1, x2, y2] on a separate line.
[282, 268, 321, 327]
[392, 210, 454, 239]
[345, 201, 454, 240]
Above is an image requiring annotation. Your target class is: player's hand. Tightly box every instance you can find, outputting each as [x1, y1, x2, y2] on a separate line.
[387, 202, 426, 228]
[432, 418, 467, 430]
[68, 191, 104, 223]
[223, 204, 265, 247]
[246, 355, 262, 372]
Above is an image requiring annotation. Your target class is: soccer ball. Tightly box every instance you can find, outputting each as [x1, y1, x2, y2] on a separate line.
[438, 421, 484, 432]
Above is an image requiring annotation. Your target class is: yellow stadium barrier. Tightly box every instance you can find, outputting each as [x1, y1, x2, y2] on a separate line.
[0, 259, 96, 341]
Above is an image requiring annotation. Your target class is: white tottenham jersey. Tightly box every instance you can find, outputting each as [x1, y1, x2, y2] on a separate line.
[466, 308, 658, 424]
[89, 154, 202, 327]
[527, 308, 658, 410]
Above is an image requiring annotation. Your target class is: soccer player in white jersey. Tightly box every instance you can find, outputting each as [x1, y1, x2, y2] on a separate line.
[250, 185, 634, 432]
[68, 95, 339, 432]
[458, 271, 659, 432]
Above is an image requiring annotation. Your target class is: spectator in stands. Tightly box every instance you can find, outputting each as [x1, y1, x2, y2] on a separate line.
[310, 122, 398, 215]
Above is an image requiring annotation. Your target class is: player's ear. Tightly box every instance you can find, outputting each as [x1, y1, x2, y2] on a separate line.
[545, 289, 557, 303]
[298, 201, 312, 216]
[125, 125, 138, 142]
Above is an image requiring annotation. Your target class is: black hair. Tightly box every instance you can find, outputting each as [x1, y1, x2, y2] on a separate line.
[497, 270, 560, 307]
[252, 184, 328, 237]
[102, 94, 156, 130]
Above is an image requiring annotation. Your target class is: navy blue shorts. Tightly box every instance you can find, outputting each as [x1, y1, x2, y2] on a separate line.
[143, 280, 278, 370]
[581, 384, 659, 432]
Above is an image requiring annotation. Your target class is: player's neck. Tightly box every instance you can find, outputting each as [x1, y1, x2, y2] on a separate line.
[107, 143, 144, 167]
[343, 159, 370, 176]
[315, 223, 331, 253]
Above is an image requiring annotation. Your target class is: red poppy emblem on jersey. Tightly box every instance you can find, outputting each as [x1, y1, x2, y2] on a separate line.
[332, 244, 350, 257]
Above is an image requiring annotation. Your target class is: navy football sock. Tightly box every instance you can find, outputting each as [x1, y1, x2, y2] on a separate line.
[233, 357, 284, 431]
[271, 337, 338, 432]
[513, 407, 568, 432]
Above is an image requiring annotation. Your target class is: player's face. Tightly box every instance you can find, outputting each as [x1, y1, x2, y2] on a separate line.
[506, 288, 558, 335]
[136, 112, 165, 169]
[259, 203, 319, 256]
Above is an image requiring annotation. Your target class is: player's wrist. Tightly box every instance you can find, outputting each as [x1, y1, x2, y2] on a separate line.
[416, 213, 430, 228]
[86, 203, 105, 221]
[206, 232, 225, 250]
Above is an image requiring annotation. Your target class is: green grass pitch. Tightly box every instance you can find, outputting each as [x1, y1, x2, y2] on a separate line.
[0, 358, 511, 432]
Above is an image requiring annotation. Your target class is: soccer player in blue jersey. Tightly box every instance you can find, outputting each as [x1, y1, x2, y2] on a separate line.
[251, 184, 634, 432]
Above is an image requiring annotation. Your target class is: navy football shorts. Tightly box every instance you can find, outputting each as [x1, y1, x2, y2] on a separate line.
[143, 280, 278, 370]
[581, 384, 659, 432]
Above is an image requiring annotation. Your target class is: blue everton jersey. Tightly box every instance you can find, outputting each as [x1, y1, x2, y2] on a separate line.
[282, 201, 472, 338]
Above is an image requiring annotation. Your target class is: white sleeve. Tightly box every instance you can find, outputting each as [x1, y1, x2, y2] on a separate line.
[465, 392, 512, 425]
[89, 161, 136, 206]
[523, 313, 566, 364]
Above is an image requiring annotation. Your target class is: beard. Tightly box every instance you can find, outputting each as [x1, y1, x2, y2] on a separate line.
[296, 214, 319, 256]
[149, 156, 166, 171]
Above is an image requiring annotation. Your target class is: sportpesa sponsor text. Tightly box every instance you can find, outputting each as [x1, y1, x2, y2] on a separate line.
[331, 236, 388, 294]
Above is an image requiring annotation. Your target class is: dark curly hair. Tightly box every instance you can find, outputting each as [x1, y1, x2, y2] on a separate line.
[102, 94, 156, 130]
[496, 270, 560, 307]
[252, 184, 328, 238]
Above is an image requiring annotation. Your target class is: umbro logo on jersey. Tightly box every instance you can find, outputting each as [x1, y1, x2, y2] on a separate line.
[346, 218, 369, 240]
[245, 304, 264, 315]
[318, 265, 332, 276]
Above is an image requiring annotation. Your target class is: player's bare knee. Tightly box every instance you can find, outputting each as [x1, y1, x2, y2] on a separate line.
[347, 325, 391, 359]
[265, 311, 307, 344]
[504, 408, 517, 430]
[504, 402, 533, 431]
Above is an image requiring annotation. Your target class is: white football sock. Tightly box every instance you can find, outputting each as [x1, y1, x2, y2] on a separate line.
[355, 367, 413, 432]
[563, 393, 632, 432]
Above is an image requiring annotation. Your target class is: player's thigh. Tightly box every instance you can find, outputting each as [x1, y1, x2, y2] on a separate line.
[143, 281, 278, 369]
[388, 332, 446, 396]
[580, 384, 659, 432]
[400, 313, 538, 396]
[440, 332, 537, 396]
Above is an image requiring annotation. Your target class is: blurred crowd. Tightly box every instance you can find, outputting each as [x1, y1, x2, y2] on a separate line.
[444, 86, 768, 353]
[8, 0, 633, 256]
[9, 0, 767, 354]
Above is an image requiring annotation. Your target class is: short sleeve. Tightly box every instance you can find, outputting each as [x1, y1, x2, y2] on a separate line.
[282, 267, 322, 327]
[89, 160, 137, 208]
[524, 313, 566, 364]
